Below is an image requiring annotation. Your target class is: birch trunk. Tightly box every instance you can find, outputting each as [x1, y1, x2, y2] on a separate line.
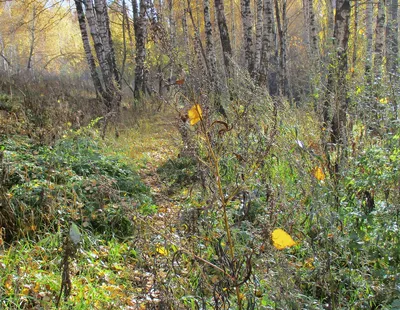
[323, 0, 351, 176]
[85, 0, 112, 87]
[387, 0, 399, 118]
[351, 0, 358, 75]
[241, 0, 254, 74]
[74, 0, 104, 97]
[365, 0, 373, 75]
[374, 0, 385, 78]
[134, 0, 148, 98]
[214, 0, 233, 77]
[308, 0, 318, 54]
[74, 0, 121, 119]
[260, 0, 276, 92]
[274, 0, 288, 96]
[254, 0, 264, 75]
[387, 0, 398, 76]
[203, 0, 218, 81]
[182, 10, 191, 69]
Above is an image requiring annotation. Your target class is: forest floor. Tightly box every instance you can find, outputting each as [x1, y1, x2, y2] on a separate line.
[2, 96, 399, 309]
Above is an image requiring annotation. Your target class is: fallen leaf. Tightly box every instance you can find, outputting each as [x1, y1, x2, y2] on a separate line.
[271, 228, 296, 250]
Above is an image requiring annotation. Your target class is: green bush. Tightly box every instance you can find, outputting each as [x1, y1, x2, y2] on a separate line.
[0, 134, 152, 242]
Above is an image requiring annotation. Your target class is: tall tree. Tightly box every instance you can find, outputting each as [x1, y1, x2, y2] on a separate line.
[305, 0, 318, 54]
[254, 0, 264, 76]
[323, 0, 351, 174]
[74, 0, 121, 111]
[365, 0, 373, 76]
[134, 0, 148, 98]
[203, 0, 218, 81]
[374, 0, 385, 78]
[241, 0, 254, 74]
[387, 0, 398, 76]
[386, 0, 399, 118]
[351, 0, 359, 75]
[214, 0, 232, 77]
[259, 0, 276, 93]
[274, 0, 288, 96]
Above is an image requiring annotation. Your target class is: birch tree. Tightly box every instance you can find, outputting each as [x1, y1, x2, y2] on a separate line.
[374, 0, 385, 78]
[134, 0, 148, 99]
[74, 0, 121, 111]
[365, 0, 373, 76]
[214, 0, 233, 77]
[203, 0, 218, 81]
[241, 0, 254, 74]
[254, 0, 264, 76]
[323, 0, 351, 174]
[259, 0, 276, 93]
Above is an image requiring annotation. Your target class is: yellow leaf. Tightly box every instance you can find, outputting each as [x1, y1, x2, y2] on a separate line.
[379, 97, 388, 104]
[5, 275, 12, 292]
[156, 246, 168, 256]
[21, 287, 30, 296]
[313, 166, 325, 181]
[271, 228, 296, 250]
[304, 257, 315, 269]
[188, 104, 202, 125]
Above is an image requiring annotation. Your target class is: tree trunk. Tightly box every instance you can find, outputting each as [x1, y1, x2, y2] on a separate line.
[387, 0, 399, 75]
[365, 0, 373, 77]
[323, 0, 351, 176]
[182, 9, 191, 69]
[254, 0, 264, 76]
[74, 0, 104, 97]
[387, 0, 399, 118]
[74, 0, 121, 136]
[241, 0, 254, 74]
[230, 0, 236, 51]
[85, 0, 112, 89]
[214, 0, 232, 77]
[274, 0, 288, 96]
[134, 0, 148, 99]
[96, 0, 120, 88]
[351, 0, 358, 75]
[374, 0, 385, 78]
[259, 0, 276, 93]
[203, 0, 218, 81]
[307, 0, 318, 54]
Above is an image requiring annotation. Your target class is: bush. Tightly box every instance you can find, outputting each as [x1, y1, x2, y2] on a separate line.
[0, 133, 152, 242]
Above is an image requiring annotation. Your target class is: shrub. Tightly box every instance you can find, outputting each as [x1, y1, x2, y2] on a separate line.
[0, 133, 152, 242]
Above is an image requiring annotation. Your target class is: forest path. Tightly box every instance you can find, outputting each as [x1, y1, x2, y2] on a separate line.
[106, 108, 181, 205]
[103, 108, 185, 307]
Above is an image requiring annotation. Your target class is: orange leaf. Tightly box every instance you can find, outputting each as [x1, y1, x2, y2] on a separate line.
[175, 79, 185, 85]
[188, 104, 202, 125]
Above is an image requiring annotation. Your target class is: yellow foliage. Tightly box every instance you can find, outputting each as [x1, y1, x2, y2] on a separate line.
[271, 229, 296, 250]
[156, 246, 168, 256]
[188, 104, 202, 125]
[379, 97, 388, 104]
[313, 166, 325, 181]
